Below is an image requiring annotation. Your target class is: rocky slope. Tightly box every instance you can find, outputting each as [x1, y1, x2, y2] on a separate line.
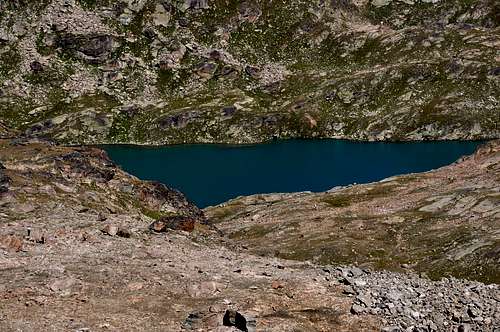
[206, 139, 500, 284]
[0, 0, 499, 144]
[1, 138, 499, 331]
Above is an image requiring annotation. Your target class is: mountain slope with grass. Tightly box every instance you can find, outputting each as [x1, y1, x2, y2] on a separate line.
[0, 0, 498, 144]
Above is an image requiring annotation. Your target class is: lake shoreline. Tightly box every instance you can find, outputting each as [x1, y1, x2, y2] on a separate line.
[103, 139, 486, 208]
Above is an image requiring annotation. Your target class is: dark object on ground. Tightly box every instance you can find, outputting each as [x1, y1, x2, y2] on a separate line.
[223, 310, 248, 332]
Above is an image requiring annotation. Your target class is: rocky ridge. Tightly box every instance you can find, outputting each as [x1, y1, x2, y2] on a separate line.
[0, 0, 498, 144]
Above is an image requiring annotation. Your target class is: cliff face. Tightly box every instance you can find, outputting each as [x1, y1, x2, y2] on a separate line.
[0, 0, 498, 144]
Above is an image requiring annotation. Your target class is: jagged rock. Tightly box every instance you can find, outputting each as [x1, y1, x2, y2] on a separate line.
[101, 224, 130, 238]
[149, 215, 196, 233]
[350, 304, 366, 315]
[29, 61, 44, 73]
[116, 228, 131, 238]
[27, 229, 46, 244]
[218, 65, 237, 78]
[101, 225, 118, 236]
[221, 106, 237, 118]
[196, 62, 217, 79]
[238, 2, 261, 23]
[182, 311, 203, 330]
[371, 0, 392, 7]
[157, 111, 201, 129]
[0, 163, 9, 193]
[245, 66, 261, 79]
[56, 33, 114, 64]
[458, 324, 471, 332]
[152, 3, 170, 27]
[54, 149, 116, 183]
[189, 0, 209, 9]
[381, 326, 401, 332]
[136, 181, 204, 222]
[48, 277, 78, 295]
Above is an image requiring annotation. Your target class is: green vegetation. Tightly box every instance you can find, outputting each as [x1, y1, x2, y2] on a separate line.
[320, 194, 352, 208]
[0, 47, 21, 80]
[76, 0, 116, 10]
[23, 65, 73, 86]
[36, 30, 56, 56]
[320, 185, 397, 208]
[229, 224, 273, 240]
[208, 202, 244, 224]
[76, 0, 98, 9]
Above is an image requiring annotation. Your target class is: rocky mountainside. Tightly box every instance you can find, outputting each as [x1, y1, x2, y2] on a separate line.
[0, 138, 499, 331]
[1, 1, 499, 330]
[206, 139, 500, 284]
[0, 0, 499, 144]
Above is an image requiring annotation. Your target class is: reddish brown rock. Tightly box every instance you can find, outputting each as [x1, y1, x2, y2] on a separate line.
[1, 235, 23, 252]
[149, 215, 196, 233]
[271, 280, 284, 289]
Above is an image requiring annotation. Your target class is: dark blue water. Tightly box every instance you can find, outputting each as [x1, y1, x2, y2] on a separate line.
[103, 140, 484, 208]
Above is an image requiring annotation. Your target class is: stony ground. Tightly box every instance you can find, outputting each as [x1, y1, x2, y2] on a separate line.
[0, 138, 499, 331]
[0, 0, 499, 144]
[0, 137, 379, 331]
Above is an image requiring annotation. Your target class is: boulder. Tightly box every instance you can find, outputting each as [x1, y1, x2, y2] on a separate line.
[101, 225, 118, 236]
[223, 310, 250, 332]
[29, 61, 44, 73]
[172, 0, 209, 11]
[0, 235, 23, 252]
[152, 3, 170, 27]
[221, 106, 237, 118]
[157, 111, 200, 129]
[196, 62, 218, 79]
[0, 163, 9, 193]
[101, 225, 131, 238]
[56, 33, 114, 64]
[245, 65, 261, 79]
[149, 215, 196, 232]
[136, 181, 204, 221]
